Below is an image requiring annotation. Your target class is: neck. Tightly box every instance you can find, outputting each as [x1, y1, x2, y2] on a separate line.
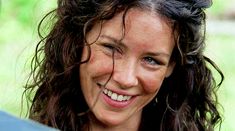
[88, 111, 142, 131]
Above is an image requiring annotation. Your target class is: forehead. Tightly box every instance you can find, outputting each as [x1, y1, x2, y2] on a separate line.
[101, 8, 173, 38]
[87, 8, 174, 53]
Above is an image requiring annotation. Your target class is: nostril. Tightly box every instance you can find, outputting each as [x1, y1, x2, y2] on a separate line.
[113, 72, 138, 88]
[112, 61, 138, 88]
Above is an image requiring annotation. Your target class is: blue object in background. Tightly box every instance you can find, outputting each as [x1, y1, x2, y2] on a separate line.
[0, 111, 58, 131]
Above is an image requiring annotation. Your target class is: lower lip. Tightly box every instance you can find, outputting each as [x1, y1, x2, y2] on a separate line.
[102, 93, 135, 108]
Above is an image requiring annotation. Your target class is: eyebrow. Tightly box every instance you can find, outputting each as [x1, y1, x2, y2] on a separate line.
[146, 52, 170, 58]
[100, 35, 171, 58]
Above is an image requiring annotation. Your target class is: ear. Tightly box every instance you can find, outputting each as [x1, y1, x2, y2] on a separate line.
[165, 62, 175, 78]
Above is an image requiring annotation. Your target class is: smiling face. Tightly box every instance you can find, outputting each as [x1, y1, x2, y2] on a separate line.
[79, 8, 175, 130]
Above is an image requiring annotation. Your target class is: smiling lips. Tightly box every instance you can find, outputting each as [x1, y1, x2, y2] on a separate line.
[97, 83, 136, 108]
[103, 88, 132, 102]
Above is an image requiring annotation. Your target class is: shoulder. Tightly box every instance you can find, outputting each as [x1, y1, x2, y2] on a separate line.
[0, 111, 58, 131]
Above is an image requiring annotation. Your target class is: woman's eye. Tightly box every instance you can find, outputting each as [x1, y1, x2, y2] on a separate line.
[104, 44, 115, 51]
[102, 43, 121, 53]
[143, 57, 160, 66]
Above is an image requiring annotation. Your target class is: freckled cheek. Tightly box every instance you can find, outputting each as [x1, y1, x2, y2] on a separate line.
[142, 74, 165, 94]
[85, 50, 114, 76]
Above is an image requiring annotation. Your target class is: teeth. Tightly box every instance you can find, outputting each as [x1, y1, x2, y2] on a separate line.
[123, 96, 127, 100]
[111, 93, 118, 100]
[126, 96, 131, 100]
[108, 90, 112, 96]
[103, 88, 132, 101]
[117, 95, 123, 101]
[104, 89, 108, 94]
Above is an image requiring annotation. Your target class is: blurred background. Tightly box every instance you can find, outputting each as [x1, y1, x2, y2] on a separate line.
[0, 0, 234, 130]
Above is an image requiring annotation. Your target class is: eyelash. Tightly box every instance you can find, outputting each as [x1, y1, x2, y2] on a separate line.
[102, 43, 163, 66]
[102, 43, 122, 54]
[143, 57, 161, 66]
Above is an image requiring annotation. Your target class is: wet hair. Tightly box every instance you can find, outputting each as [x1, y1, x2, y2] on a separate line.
[24, 0, 224, 131]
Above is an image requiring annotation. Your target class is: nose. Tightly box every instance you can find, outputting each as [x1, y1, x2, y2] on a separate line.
[112, 60, 138, 89]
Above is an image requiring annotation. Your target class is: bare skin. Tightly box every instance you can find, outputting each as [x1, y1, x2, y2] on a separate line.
[79, 8, 175, 131]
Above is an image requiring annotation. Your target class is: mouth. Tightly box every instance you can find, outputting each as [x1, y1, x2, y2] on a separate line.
[103, 88, 132, 102]
[97, 83, 137, 108]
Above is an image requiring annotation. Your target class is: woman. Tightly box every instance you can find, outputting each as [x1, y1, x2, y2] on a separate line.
[24, 0, 224, 130]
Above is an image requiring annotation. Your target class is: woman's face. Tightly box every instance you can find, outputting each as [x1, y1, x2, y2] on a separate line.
[79, 8, 175, 128]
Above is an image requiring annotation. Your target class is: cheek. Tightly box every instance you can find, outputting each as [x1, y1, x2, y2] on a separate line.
[144, 78, 163, 94]
[141, 71, 166, 94]
[82, 47, 114, 77]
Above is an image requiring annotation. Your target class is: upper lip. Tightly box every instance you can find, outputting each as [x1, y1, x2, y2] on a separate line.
[97, 83, 138, 96]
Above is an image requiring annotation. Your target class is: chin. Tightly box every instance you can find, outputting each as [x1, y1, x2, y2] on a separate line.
[95, 109, 126, 127]
[101, 117, 124, 127]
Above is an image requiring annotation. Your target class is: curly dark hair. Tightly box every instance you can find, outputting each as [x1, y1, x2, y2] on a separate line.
[24, 0, 224, 131]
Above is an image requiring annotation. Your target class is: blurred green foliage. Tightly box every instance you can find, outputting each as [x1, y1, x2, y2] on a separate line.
[0, 0, 234, 131]
[1, 0, 56, 27]
[209, 0, 227, 15]
[209, 0, 235, 18]
[0, 0, 56, 116]
[205, 33, 235, 131]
